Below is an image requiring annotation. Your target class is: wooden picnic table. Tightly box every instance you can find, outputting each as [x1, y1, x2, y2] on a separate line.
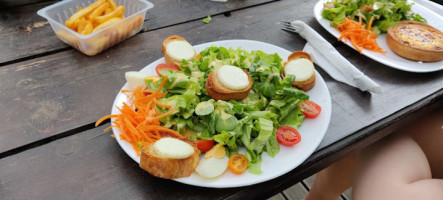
[0, 0, 442, 199]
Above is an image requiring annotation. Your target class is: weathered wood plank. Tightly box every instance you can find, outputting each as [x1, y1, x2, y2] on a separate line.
[1, 0, 50, 8]
[0, 0, 277, 64]
[343, 189, 353, 200]
[205, 91, 443, 200]
[3, 92, 440, 199]
[282, 183, 308, 200]
[268, 193, 287, 200]
[303, 175, 346, 200]
[0, 127, 238, 200]
[0, 0, 330, 155]
[0, 1, 64, 64]
[0, 0, 442, 189]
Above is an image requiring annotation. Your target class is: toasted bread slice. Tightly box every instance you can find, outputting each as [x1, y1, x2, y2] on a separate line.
[139, 138, 199, 179]
[386, 21, 443, 62]
[205, 66, 252, 101]
[161, 35, 197, 66]
[283, 51, 316, 91]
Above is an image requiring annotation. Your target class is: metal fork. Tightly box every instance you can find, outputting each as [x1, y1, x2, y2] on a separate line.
[280, 20, 297, 32]
[280, 20, 342, 47]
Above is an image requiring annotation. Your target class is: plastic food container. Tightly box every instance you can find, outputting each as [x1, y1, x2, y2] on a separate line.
[37, 0, 154, 56]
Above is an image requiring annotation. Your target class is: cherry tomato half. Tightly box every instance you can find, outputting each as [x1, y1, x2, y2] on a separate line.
[300, 100, 321, 118]
[276, 126, 301, 146]
[155, 63, 180, 76]
[195, 139, 215, 153]
[228, 154, 249, 174]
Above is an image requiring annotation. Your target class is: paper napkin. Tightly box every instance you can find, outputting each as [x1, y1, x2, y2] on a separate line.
[291, 20, 383, 93]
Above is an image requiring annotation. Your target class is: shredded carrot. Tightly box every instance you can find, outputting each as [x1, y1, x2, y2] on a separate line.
[153, 98, 171, 108]
[103, 126, 113, 132]
[96, 76, 182, 155]
[336, 17, 386, 54]
[367, 16, 374, 31]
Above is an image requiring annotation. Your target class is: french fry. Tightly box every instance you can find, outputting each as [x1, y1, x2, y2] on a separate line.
[92, 17, 122, 32]
[80, 21, 93, 35]
[65, 0, 106, 28]
[117, 15, 142, 36]
[104, 8, 113, 15]
[64, 0, 128, 41]
[56, 30, 78, 46]
[107, 0, 118, 10]
[94, 6, 124, 24]
[70, 18, 80, 31]
[85, 36, 109, 55]
[87, 2, 109, 21]
[72, 17, 86, 32]
[96, 36, 110, 49]
[77, 17, 86, 32]
[56, 30, 71, 43]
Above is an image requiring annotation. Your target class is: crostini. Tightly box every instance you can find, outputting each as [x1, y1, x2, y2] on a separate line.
[283, 51, 316, 91]
[386, 21, 443, 62]
[139, 137, 199, 179]
[161, 35, 197, 66]
[205, 65, 253, 101]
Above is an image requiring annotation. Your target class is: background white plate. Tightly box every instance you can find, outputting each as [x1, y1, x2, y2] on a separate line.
[314, 0, 443, 73]
[111, 40, 332, 188]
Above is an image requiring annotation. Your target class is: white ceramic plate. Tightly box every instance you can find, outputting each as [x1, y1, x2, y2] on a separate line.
[111, 40, 332, 188]
[314, 0, 443, 73]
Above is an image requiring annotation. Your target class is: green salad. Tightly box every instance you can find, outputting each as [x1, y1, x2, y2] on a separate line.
[322, 0, 426, 34]
[147, 47, 309, 174]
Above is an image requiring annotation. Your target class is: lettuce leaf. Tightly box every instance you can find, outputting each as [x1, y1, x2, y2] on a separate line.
[322, 0, 426, 33]
[149, 46, 311, 173]
[249, 118, 274, 152]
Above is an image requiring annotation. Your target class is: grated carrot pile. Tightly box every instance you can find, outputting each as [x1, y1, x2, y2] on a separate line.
[336, 16, 386, 54]
[96, 76, 182, 155]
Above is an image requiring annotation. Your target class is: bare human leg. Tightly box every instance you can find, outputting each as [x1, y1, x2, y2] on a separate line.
[352, 132, 443, 200]
[304, 106, 443, 200]
[304, 152, 358, 200]
[405, 106, 443, 179]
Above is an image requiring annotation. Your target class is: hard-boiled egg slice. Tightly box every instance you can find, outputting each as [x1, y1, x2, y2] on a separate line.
[195, 156, 229, 179]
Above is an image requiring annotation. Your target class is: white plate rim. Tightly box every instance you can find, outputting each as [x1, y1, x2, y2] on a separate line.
[313, 0, 443, 73]
[110, 39, 332, 188]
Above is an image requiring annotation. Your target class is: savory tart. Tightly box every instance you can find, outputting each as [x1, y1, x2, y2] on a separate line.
[386, 21, 443, 62]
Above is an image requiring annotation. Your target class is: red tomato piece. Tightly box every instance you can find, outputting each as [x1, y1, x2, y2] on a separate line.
[300, 100, 321, 118]
[276, 126, 301, 146]
[195, 139, 215, 152]
[155, 63, 180, 76]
